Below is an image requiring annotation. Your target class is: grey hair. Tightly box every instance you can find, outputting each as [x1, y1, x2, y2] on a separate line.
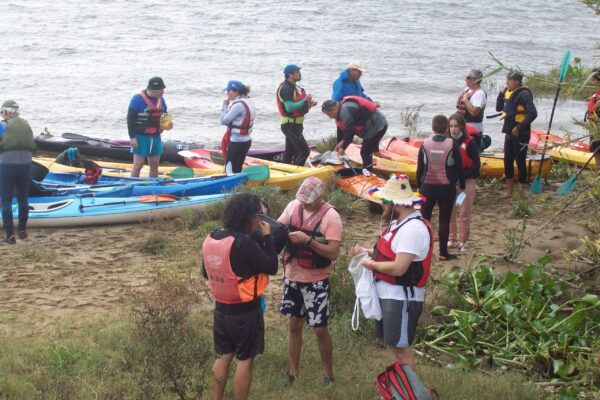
[467, 69, 483, 83]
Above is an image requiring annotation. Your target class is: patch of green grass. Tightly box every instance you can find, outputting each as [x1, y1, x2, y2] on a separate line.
[19, 246, 54, 262]
[314, 134, 338, 154]
[511, 193, 534, 219]
[503, 219, 527, 260]
[140, 233, 175, 256]
[525, 57, 600, 101]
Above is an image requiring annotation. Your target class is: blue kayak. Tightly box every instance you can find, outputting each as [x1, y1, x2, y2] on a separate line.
[39, 173, 247, 198]
[2, 194, 226, 228]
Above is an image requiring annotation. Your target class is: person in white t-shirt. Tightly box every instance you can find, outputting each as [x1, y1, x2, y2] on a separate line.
[456, 68, 487, 145]
[351, 174, 433, 369]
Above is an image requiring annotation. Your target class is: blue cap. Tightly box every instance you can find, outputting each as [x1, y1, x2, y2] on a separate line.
[224, 80, 246, 91]
[283, 64, 301, 75]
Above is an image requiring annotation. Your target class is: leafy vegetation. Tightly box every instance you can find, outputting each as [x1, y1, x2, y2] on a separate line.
[422, 257, 600, 395]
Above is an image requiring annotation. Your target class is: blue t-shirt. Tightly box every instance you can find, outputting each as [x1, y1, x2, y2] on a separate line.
[0, 121, 5, 138]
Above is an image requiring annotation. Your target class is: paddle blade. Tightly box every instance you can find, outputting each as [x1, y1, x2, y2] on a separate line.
[178, 150, 201, 159]
[138, 194, 177, 203]
[168, 167, 194, 179]
[559, 50, 572, 82]
[242, 165, 270, 182]
[556, 175, 577, 196]
[529, 175, 543, 194]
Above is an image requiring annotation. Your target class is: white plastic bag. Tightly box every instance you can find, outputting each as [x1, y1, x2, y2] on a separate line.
[348, 253, 382, 330]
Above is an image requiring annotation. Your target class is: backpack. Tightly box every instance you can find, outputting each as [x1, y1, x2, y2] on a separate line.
[376, 362, 439, 400]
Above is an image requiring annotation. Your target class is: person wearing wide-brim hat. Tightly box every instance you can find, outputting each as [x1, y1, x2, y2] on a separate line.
[351, 174, 433, 370]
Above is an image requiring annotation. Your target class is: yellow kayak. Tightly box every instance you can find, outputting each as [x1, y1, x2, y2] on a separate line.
[346, 145, 552, 182]
[35, 156, 334, 191]
[546, 146, 596, 169]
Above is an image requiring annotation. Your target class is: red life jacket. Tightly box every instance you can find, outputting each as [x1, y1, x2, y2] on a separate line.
[422, 137, 454, 185]
[373, 216, 434, 288]
[458, 88, 486, 124]
[139, 91, 164, 135]
[335, 96, 378, 136]
[457, 134, 474, 170]
[221, 99, 255, 160]
[276, 81, 307, 118]
[586, 89, 600, 122]
[202, 233, 269, 304]
[283, 202, 334, 269]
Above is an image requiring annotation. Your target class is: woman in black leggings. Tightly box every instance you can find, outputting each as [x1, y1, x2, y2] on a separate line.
[416, 115, 465, 261]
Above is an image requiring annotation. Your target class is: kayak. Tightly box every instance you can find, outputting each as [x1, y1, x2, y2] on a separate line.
[182, 149, 335, 190]
[345, 144, 418, 181]
[308, 152, 384, 204]
[2, 194, 225, 228]
[378, 137, 553, 180]
[35, 132, 287, 163]
[529, 129, 595, 169]
[37, 174, 247, 198]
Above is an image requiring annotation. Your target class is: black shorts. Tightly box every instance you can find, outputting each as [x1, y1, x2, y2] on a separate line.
[213, 307, 264, 360]
[591, 140, 600, 153]
[374, 299, 423, 348]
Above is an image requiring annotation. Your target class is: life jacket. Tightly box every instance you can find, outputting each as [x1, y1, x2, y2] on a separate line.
[373, 216, 434, 288]
[422, 136, 454, 185]
[283, 202, 335, 269]
[276, 81, 307, 124]
[335, 96, 378, 137]
[458, 88, 487, 124]
[586, 89, 600, 122]
[83, 160, 102, 184]
[202, 232, 269, 304]
[456, 134, 474, 170]
[227, 98, 255, 136]
[503, 86, 530, 124]
[135, 91, 164, 135]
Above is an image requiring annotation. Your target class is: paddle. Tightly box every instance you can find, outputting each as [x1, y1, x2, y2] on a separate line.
[78, 194, 177, 211]
[530, 50, 571, 194]
[242, 165, 270, 181]
[62, 132, 113, 143]
[486, 112, 502, 119]
[556, 147, 600, 195]
[340, 155, 359, 176]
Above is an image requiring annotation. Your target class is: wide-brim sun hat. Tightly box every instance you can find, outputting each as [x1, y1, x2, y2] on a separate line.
[369, 174, 424, 206]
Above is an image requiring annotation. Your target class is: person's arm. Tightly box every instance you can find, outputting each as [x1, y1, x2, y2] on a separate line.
[463, 91, 484, 117]
[339, 106, 357, 149]
[416, 145, 425, 190]
[453, 143, 466, 189]
[127, 107, 137, 138]
[332, 77, 345, 101]
[466, 140, 481, 177]
[366, 252, 415, 277]
[240, 235, 279, 275]
[496, 89, 506, 112]
[220, 102, 244, 126]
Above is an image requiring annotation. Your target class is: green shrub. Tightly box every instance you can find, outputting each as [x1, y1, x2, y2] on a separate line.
[141, 234, 175, 256]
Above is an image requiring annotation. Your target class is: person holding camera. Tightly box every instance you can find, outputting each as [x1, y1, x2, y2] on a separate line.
[277, 177, 343, 387]
[202, 193, 279, 400]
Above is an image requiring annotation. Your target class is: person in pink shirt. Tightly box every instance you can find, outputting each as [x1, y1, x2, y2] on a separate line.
[278, 177, 343, 387]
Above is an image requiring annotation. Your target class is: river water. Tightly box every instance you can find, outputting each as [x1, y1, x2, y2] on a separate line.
[1, 0, 598, 148]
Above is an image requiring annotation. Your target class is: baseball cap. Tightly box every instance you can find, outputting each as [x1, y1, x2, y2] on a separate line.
[284, 64, 301, 75]
[296, 177, 325, 204]
[224, 80, 246, 91]
[347, 60, 366, 72]
[147, 77, 166, 90]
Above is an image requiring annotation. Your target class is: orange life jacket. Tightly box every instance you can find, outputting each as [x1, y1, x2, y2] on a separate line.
[586, 89, 600, 122]
[138, 91, 164, 135]
[276, 81, 307, 121]
[202, 233, 269, 304]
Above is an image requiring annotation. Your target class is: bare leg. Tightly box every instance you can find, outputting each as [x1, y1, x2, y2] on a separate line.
[288, 317, 304, 377]
[148, 155, 161, 178]
[314, 326, 334, 378]
[131, 154, 145, 178]
[233, 358, 254, 400]
[391, 346, 416, 370]
[504, 178, 514, 198]
[211, 353, 234, 400]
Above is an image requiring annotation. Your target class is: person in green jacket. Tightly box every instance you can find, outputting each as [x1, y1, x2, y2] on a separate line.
[0, 100, 36, 244]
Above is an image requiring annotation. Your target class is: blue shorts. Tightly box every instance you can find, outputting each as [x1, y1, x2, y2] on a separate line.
[280, 278, 330, 327]
[133, 133, 163, 157]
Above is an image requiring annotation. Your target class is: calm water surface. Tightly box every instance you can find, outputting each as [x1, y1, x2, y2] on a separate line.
[1, 0, 598, 148]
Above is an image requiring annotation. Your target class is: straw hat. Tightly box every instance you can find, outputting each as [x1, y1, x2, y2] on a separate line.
[369, 174, 424, 206]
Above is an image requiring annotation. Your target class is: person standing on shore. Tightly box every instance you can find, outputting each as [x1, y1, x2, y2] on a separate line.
[220, 80, 255, 174]
[351, 174, 433, 370]
[127, 77, 173, 178]
[448, 114, 480, 253]
[417, 114, 465, 261]
[456, 69, 487, 150]
[496, 71, 538, 197]
[0, 100, 36, 244]
[276, 64, 317, 166]
[331, 61, 379, 105]
[321, 98, 388, 175]
[202, 193, 279, 400]
[585, 67, 600, 170]
[278, 177, 342, 387]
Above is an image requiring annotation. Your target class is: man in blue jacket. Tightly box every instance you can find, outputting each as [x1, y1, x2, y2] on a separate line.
[331, 61, 380, 106]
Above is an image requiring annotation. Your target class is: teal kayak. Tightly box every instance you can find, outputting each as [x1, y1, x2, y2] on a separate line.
[3, 194, 225, 228]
